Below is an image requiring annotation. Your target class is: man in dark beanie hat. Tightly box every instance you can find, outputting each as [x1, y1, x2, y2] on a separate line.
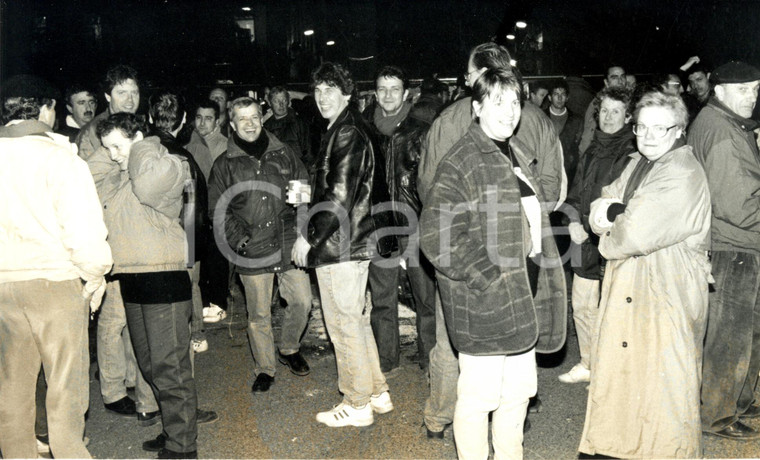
[0, 74, 113, 458]
[688, 61, 760, 440]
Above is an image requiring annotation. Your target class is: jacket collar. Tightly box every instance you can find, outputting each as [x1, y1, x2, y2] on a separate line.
[326, 106, 352, 137]
[707, 96, 759, 131]
[225, 129, 284, 159]
[467, 121, 502, 155]
[0, 119, 53, 138]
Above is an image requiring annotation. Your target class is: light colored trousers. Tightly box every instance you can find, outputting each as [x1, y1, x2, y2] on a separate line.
[240, 268, 312, 377]
[315, 260, 388, 407]
[0, 279, 91, 459]
[97, 280, 157, 411]
[571, 275, 600, 369]
[454, 349, 537, 460]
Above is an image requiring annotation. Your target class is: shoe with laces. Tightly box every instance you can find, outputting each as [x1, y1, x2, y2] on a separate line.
[316, 402, 374, 427]
[558, 363, 590, 384]
[192, 338, 208, 353]
[202, 304, 227, 323]
[370, 391, 394, 414]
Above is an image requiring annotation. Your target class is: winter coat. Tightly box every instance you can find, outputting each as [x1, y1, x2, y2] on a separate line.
[419, 121, 566, 356]
[88, 136, 190, 274]
[306, 107, 395, 267]
[688, 97, 760, 255]
[207, 130, 308, 276]
[565, 126, 636, 279]
[0, 120, 112, 284]
[579, 145, 711, 459]
[418, 98, 565, 209]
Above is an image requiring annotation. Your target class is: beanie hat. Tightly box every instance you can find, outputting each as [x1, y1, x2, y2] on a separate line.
[710, 61, 760, 85]
[2, 74, 60, 100]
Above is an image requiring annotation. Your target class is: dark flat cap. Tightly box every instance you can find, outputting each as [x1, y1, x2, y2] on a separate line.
[711, 61, 760, 84]
[2, 74, 60, 100]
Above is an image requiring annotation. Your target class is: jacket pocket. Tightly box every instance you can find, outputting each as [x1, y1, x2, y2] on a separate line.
[463, 276, 518, 340]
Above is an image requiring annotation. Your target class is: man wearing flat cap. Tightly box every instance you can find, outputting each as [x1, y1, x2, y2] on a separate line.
[0, 74, 113, 457]
[689, 61, 760, 440]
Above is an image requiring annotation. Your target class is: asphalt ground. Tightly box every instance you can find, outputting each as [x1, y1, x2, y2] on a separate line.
[57, 302, 760, 459]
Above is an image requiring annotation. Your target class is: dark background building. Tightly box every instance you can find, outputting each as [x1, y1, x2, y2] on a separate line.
[1, 0, 759, 92]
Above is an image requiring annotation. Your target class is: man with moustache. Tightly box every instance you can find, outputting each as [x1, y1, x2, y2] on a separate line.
[57, 85, 97, 142]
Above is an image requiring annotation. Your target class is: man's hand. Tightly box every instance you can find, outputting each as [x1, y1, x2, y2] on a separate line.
[292, 235, 311, 267]
[680, 56, 700, 72]
[568, 222, 589, 245]
[82, 277, 107, 315]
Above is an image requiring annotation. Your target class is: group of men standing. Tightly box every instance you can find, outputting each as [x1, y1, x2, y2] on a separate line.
[2, 38, 760, 460]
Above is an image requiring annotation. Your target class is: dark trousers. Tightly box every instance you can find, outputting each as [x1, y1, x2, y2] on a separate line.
[200, 241, 230, 308]
[124, 300, 198, 453]
[406, 254, 437, 369]
[701, 250, 760, 431]
[35, 366, 47, 437]
[369, 260, 400, 371]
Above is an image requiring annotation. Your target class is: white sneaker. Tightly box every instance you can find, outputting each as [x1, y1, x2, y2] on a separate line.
[36, 438, 50, 454]
[316, 402, 374, 427]
[370, 391, 394, 414]
[558, 363, 590, 383]
[202, 304, 227, 323]
[192, 338, 208, 353]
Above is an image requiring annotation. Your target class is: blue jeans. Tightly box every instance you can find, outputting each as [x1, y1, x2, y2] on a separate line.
[0, 279, 91, 459]
[423, 289, 459, 432]
[316, 260, 388, 407]
[125, 300, 198, 453]
[239, 268, 312, 377]
[701, 250, 760, 430]
[97, 280, 157, 412]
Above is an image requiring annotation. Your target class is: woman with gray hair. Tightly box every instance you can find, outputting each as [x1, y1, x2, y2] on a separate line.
[578, 91, 711, 458]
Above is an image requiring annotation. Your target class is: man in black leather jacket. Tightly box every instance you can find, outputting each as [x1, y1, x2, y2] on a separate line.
[292, 62, 395, 428]
[366, 65, 436, 374]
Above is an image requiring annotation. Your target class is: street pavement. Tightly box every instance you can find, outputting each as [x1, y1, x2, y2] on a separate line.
[79, 304, 760, 459]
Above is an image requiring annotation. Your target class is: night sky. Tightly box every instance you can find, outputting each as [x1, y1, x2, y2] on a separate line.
[2, 0, 759, 91]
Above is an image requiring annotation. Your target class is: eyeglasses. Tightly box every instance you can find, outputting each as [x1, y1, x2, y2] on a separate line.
[464, 69, 479, 80]
[632, 124, 678, 138]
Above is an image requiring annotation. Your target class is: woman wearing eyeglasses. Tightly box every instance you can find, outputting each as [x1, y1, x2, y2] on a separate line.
[578, 91, 711, 458]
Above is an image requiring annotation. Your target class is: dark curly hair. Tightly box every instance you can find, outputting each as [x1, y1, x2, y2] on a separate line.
[311, 62, 354, 96]
[96, 112, 148, 141]
[102, 65, 139, 96]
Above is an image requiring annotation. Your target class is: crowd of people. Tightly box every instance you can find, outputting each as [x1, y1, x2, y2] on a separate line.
[1, 39, 760, 460]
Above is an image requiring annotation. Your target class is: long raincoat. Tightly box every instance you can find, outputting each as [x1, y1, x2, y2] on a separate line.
[579, 145, 711, 458]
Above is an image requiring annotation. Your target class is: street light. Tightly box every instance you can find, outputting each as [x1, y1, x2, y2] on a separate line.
[241, 6, 251, 11]
[516, 21, 527, 29]
[506, 34, 515, 40]
[304, 29, 314, 36]
[326, 40, 335, 46]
